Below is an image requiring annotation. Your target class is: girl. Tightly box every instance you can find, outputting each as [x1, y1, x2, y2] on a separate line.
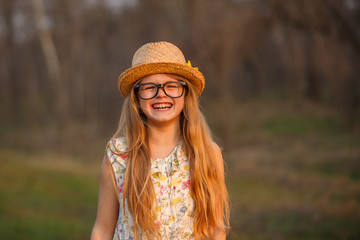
[91, 41, 230, 240]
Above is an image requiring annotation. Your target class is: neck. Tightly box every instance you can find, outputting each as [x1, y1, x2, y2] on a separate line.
[146, 118, 181, 146]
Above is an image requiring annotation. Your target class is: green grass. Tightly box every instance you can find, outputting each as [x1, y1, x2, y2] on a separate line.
[218, 100, 360, 240]
[230, 209, 360, 240]
[1, 100, 359, 240]
[0, 150, 100, 240]
[263, 115, 342, 135]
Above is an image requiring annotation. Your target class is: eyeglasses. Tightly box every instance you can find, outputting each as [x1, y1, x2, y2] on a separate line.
[134, 81, 187, 100]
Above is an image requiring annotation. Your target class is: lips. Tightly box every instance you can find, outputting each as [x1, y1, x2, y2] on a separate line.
[152, 102, 173, 110]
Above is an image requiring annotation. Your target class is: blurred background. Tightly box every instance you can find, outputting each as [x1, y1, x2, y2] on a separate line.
[0, 0, 359, 239]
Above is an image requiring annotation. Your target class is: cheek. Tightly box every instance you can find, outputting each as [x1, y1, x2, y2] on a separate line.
[176, 98, 185, 111]
[139, 100, 149, 114]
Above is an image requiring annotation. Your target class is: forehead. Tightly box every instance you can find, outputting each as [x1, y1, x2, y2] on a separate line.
[139, 74, 180, 84]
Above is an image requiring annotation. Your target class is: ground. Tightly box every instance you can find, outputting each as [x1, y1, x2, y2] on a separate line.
[0, 99, 359, 239]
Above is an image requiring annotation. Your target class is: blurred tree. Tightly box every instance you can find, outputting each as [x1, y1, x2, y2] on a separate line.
[32, 0, 70, 130]
[0, 0, 16, 121]
[0, 0, 359, 134]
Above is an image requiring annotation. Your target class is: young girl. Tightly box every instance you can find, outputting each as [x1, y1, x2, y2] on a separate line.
[91, 41, 230, 240]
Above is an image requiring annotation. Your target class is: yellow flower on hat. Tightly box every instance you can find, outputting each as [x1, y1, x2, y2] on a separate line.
[186, 60, 199, 71]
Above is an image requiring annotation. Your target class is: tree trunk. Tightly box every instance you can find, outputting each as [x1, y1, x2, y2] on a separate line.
[31, 0, 70, 130]
[0, 0, 15, 121]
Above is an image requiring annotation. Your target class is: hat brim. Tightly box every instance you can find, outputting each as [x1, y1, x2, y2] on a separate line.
[117, 62, 205, 97]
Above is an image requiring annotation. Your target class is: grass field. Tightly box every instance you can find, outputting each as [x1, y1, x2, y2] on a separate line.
[0, 100, 359, 239]
[0, 149, 100, 239]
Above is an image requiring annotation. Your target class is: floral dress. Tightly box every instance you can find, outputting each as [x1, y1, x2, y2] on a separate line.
[106, 137, 195, 240]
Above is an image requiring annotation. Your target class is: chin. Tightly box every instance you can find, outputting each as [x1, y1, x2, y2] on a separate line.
[148, 115, 180, 125]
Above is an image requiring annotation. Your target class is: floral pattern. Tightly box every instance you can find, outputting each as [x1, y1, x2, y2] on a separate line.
[107, 137, 195, 240]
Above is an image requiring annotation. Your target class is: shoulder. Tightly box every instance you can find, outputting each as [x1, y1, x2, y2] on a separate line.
[211, 141, 224, 175]
[106, 136, 128, 167]
[211, 142, 223, 159]
[108, 136, 127, 153]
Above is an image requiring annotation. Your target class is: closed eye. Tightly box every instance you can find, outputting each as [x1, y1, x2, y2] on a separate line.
[165, 82, 181, 88]
[142, 85, 156, 90]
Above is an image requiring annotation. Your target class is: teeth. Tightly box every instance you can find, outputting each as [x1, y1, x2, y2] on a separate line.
[153, 103, 172, 109]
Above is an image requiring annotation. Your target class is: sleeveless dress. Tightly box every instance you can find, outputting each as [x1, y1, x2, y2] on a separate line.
[106, 137, 195, 240]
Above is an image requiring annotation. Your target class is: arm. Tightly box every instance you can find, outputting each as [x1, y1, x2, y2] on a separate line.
[90, 156, 119, 240]
[212, 143, 227, 240]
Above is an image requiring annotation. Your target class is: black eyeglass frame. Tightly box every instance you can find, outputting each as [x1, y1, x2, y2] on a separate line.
[134, 81, 187, 100]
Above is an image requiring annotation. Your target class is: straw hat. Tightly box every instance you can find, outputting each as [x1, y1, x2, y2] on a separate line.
[117, 41, 205, 97]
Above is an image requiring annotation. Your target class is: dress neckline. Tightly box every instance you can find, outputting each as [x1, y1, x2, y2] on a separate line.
[151, 141, 181, 161]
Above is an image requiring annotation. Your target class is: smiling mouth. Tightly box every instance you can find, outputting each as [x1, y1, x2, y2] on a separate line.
[152, 103, 173, 110]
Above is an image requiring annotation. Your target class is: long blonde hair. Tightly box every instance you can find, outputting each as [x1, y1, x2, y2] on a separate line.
[112, 74, 230, 239]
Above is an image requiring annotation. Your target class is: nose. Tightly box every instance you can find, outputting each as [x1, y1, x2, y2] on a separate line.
[156, 86, 167, 97]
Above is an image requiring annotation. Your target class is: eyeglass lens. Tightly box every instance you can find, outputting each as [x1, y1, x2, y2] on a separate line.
[137, 82, 185, 100]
